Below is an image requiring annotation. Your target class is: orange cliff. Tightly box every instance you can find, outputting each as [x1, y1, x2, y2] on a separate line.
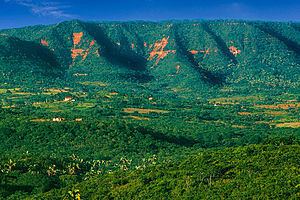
[190, 49, 210, 57]
[73, 32, 83, 46]
[71, 32, 98, 62]
[90, 40, 95, 47]
[40, 39, 49, 47]
[148, 37, 176, 65]
[131, 43, 135, 49]
[200, 49, 210, 57]
[189, 50, 199, 55]
[229, 46, 241, 56]
[71, 49, 84, 60]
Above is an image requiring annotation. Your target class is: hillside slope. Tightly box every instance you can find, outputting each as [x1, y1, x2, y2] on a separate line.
[1, 20, 299, 94]
[0, 35, 63, 83]
[0, 20, 299, 200]
[33, 144, 300, 199]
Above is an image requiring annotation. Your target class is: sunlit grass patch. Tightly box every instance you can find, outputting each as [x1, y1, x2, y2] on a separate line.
[125, 116, 151, 121]
[43, 88, 70, 95]
[12, 91, 34, 95]
[275, 122, 300, 128]
[0, 88, 30, 95]
[255, 103, 300, 110]
[72, 92, 88, 98]
[30, 119, 50, 122]
[232, 125, 248, 129]
[2, 105, 16, 109]
[51, 110, 64, 113]
[209, 95, 262, 105]
[123, 108, 169, 114]
[170, 87, 191, 93]
[238, 112, 252, 116]
[96, 90, 119, 99]
[263, 111, 288, 116]
[0, 88, 8, 94]
[76, 102, 96, 109]
[79, 81, 108, 87]
[32, 101, 69, 110]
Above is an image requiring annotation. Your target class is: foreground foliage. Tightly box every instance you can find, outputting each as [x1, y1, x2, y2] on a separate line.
[25, 145, 300, 199]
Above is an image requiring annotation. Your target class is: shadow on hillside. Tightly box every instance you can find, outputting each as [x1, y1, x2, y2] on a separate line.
[50, 28, 73, 67]
[255, 24, 300, 57]
[172, 25, 225, 85]
[83, 23, 150, 73]
[119, 72, 153, 83]
[137, 126, 198, 147]
[122, 23, 147, 56]
[4, 37, 63, 78]
[201, 23, 238, 65]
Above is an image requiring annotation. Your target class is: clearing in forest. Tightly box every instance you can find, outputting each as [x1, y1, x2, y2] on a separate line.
[123, 108, 169, 114]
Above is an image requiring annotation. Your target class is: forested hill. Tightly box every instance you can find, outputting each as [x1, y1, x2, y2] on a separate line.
[0, 20, 299, 94]
[0, 20, 300, 199]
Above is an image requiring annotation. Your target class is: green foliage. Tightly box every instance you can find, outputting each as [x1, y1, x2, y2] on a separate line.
[32, 145, 300, 199]
[0, 20, 299, 199]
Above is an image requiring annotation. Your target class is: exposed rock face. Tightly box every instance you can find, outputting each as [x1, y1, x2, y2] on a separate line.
[73, 32, 83, 46]
[200, 49, 210, 57]
[90, 40, 95, 47]
[148, 37, 176, 65]
[71, 32, 98, 63]
[189, 49, 211, 57]
[229, 46, 241, 56]
[189, 50, 199, 55]
[71, 49, 84, 60]
[1, 20, 298, 91]
[41, 39, 49, 47]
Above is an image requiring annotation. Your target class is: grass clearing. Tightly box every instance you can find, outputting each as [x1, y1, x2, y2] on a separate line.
[209, 95, 262, 105]
[255, 103, 300, 110]
[30, 119, 50, 122]
[79, 81, 108, 87]
[275, 122, 300, 128]
[0, 88, 8, 94]
[125, 116, 151, 121]
[76, 102, 96, 109]
[232, 125, 248, 129]
[238, 112, 252, 116]
[123, 108, 169, 114]
[43, 88, 70, 95]
[263, 111, 288, 116]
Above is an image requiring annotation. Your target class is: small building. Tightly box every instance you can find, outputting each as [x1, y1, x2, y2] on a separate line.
[52, 118, 65, 122]
[64, 96, 75, 102]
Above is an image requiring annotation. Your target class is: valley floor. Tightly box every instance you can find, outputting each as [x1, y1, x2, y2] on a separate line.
[0, 84, 299, 199]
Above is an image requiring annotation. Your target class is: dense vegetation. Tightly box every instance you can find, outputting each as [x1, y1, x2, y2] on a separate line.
[0, 20, 299, 199]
